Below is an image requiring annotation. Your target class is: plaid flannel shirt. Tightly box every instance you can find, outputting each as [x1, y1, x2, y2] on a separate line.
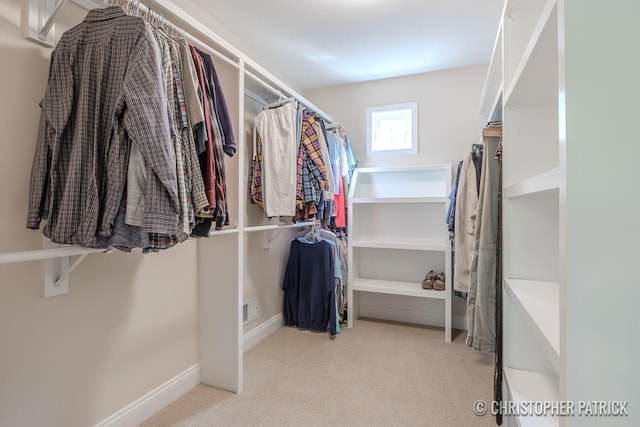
[27, 7, 179, 246]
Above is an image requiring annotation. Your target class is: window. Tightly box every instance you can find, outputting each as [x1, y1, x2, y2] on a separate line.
[366, 102, 417, 157]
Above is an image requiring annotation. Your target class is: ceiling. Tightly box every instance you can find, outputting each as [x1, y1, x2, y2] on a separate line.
[190, 0, 505, 91]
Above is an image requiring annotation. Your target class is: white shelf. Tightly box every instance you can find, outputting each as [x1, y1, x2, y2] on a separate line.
[504, 368, 559, 427]
[505, 279, 560, 372]
[348, 165, 452, 343]
[504, 167, 560, 198]
[505, 0, 557, 106]
[352, 278, 447, 300]
[348, 165, 450, 199]
[350, 197, 448, 204]
[479, 16, 504, 118]
[503, 0, 557, 99]
[491, 1, 640, 422]
[351, 239, 447, 251]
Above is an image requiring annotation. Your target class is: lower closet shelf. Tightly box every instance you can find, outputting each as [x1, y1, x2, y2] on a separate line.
[352, 278, 447, 299]
[504, 368, 559, 427]
[505, 278, 560, 372]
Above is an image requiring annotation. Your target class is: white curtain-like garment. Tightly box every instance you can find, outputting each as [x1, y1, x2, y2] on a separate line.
[255, 101, 298, 217]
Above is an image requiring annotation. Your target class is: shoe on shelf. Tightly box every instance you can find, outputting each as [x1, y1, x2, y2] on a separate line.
[422, 270, 436, 290]
[433, 272, 445, 291]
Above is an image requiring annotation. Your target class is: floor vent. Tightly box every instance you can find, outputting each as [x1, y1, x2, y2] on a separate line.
[243, 297, 258, 325]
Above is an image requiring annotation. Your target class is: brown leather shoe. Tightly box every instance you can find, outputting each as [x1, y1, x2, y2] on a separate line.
[433, 272, 445, 291]
[422, 270, 436, 289]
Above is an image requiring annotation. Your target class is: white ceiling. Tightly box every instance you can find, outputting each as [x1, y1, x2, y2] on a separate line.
[190, 0, 505, 91]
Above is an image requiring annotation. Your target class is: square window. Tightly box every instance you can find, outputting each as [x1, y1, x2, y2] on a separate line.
[366, 102, 417, 157]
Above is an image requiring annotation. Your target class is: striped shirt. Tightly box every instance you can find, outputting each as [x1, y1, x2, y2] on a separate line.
[26, 7, 179, 247]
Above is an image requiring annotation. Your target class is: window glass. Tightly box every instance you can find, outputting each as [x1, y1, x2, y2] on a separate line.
[366, 102, 417, 156]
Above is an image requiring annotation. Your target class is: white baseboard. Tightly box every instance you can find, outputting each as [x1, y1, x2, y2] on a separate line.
[360, 303, 467, 331]
[93, 364, 200, 427]
[243, 312, 284, 353]
[93, 315, 284, 427]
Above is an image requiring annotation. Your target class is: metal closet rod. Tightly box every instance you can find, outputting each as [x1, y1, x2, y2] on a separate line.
[243, 220, 315, 233]
[0, 246, 108, 265]
[111, 0, 334, 124]
[85, 0, 333, 123]
[103, 0, 239, 69]
[244, 69, 333, 123]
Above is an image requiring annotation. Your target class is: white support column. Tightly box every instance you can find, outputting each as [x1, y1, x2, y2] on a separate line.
[235, 57, 246, 394]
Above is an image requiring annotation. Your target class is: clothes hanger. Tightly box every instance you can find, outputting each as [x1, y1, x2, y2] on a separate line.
[472, 143, 483, 158]
[264, 95, 294, 110]
[300, 222, 323, 243]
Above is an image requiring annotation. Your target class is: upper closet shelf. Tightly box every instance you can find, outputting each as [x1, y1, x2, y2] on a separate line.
[349, 165, 451, 200]
[504, 0, 558, 105]
[479, 16, 504, 119]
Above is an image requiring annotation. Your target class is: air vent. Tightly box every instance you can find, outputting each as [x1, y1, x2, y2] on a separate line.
[243, 297, 258, 325]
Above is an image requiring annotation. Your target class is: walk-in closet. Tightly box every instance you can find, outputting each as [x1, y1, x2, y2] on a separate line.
[1, 0, 637, 426]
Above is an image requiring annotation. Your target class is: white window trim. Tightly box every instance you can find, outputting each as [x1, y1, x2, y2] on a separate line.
[366, 101, 418, 157]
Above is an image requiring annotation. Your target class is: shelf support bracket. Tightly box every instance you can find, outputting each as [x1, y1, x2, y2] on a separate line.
[43, 253, 70, 298]
[41, 237, 112, 298]
[22, 0, 70, 47]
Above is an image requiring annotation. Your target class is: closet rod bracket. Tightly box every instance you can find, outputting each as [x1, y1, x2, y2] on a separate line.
[22, 0, 70, 47]
[39, 236, 113, 298]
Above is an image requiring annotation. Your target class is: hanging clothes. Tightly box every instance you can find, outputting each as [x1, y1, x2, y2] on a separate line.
[283, 231, 338, 337]
[254, 100, 299, 217]
[249, 130, 265, 209]
[295, 227, 347, 321]
[295, 113, 330, 221]
[327, 125, 356, 227]
[197, 47, 235, 228]
[27, 6, 239, 249]
[453, 148, 481, 294]
[466, 135, 500, 353]
[333, 177, 346, 228]
[26, 6, 179, 248]
[314, 118, 335, 227]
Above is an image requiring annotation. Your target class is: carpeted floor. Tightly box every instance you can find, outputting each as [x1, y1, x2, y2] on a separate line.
[140, 319, 498, 427]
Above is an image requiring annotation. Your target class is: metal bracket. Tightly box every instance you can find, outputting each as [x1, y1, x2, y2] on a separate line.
[43, 253, 70, 297]
[264, 218, 277, 249]
[22, 0, 70, 47]
[41, 236, 69, 297]
[41, 237, 111, 298]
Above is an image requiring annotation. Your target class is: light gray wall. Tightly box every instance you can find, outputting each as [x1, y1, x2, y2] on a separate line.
[0, 2, 199, 425]
[307, 65, 488, 169]
[307, 65, 489, 327]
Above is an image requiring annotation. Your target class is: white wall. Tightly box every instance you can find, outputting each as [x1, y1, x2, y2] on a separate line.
[307, 65, 489, 328]
[0, 2, 199, 426]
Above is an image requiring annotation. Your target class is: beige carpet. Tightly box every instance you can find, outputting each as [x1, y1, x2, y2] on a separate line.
[140, 319, 497, 427]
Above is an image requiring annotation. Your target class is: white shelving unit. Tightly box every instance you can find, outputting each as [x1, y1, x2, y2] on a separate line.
[347, 165, 452, 343]
[483, 1, 640, 426]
